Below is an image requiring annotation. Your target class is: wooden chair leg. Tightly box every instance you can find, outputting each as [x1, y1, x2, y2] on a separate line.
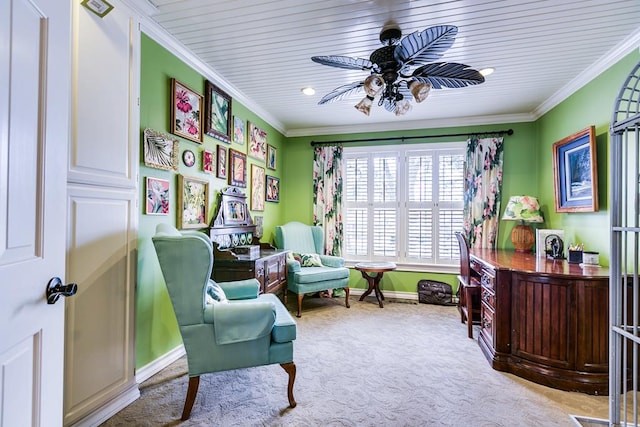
[296, 293, 304, 318]
[280, 362, 297, 408]
[344, 287, 350, 308]
[181, 375, 200, 421]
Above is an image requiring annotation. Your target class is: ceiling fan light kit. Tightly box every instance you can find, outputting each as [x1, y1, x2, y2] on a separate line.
[311, 24, 484, 116]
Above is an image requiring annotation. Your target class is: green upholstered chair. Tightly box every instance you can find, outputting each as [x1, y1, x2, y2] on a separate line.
[274, 221, 350, 317]
[152, 224, 297, 420]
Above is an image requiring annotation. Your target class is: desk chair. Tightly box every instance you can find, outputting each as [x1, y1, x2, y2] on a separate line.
[455, 231, 481, 338]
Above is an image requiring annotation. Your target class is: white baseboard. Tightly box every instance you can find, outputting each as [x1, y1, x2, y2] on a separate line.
[135, 344, 186, 384]
[349, 288, 419, 302]
[70, 384, 140, 427]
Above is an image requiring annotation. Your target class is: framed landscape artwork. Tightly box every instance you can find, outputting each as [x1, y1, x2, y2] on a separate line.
[170, 78, 202, 143]
[552, 126, 598, 212]
[248, 122, 267, 161]
[177, 175, 209, 229]
[204, 80, 232, 143]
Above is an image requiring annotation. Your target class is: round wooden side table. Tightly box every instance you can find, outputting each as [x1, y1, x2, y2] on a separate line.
[354, 262, 397, 308]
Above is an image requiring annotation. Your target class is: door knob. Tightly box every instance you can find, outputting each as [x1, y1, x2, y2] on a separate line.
[46, 277, 78, 304]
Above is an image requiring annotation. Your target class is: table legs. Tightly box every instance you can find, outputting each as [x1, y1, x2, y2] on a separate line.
[358, 271, 386, 308]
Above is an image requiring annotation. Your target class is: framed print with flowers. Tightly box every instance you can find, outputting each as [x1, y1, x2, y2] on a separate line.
[177, 175, 209, 229]
[202, 149, 214, 174]
[145, 177, 170, 215]
[217, 145, 228, 179]
[170, 78, 202, 143]
[228, 148, 247, 188]
[266, 175, 279, 202]
[248, 122, 267, 161]
[204, 81, 232, 143]
[251, 164, 265, 211]
[233, 116, 245, 146]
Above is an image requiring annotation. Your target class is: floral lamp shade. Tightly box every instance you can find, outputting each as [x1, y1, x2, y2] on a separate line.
[502, 195, 543, 252]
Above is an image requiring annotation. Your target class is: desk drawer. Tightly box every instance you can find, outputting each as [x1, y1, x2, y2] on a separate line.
[481, 301, 495, 344]
[481, 286, 495, 310]
[481, 271, 495, 291]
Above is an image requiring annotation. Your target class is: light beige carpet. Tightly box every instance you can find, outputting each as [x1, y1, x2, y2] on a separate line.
[103, 296, 610, 426]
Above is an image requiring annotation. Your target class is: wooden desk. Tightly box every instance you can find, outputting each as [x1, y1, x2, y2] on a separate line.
[469, 249, 609, 395]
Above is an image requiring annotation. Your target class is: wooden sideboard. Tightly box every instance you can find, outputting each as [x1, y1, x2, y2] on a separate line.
[207, 186, 288, 299]
[469, 249, 609, 395]
[211, 242, 288, 298]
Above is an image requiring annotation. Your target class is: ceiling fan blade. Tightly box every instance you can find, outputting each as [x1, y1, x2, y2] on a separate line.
[318, 81, 365, 105]
[394, 25, 458, 66]
[311, 55, 374, 71]
[412, 63, 485, 89]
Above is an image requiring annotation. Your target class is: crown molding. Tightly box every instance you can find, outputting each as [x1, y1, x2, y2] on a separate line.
[533, 27, 640, 119]
[132, 10, 287, 135]
[284, 113, 535, 138]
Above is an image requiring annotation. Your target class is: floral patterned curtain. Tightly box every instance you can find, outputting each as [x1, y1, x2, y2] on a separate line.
[463, 137, 504, 248]
[312, 145, 343, 256]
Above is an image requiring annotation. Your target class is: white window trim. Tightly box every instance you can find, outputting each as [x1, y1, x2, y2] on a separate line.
[343, 141, 465, 272]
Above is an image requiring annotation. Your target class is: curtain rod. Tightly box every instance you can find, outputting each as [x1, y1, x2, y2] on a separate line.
[310, 128, 514, 146]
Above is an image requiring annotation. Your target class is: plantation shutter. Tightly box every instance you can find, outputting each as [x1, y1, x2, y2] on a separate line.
[344, 157, 368, 256]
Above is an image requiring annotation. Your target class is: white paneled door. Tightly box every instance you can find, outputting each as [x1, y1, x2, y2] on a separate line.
[0, 0, 71, 426]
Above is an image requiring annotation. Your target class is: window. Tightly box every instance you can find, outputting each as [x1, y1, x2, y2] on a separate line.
[343, 142, 465, 268]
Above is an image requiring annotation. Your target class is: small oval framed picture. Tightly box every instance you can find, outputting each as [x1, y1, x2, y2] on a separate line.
[182, 149, 195, 167]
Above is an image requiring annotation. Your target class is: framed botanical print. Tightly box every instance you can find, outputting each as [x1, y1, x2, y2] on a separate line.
[177, 175, 209, 229]
[233, 116, 245, 145]
[204, 80, 232, 143]
[228, 148, 247, 188]
[266, 175, 279, 202]
[251, 164, 265, 211]
[143, 128, 179, 171]
[216, 145, 227, 179]
[202, 149, 214, 174]
[145, 177, 170, 215]
[248, 122, 267, 161]
[170, 78, 203, 143]
[266, 144, 276, 170]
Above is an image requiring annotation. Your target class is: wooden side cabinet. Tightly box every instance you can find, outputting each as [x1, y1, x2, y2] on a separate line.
[212, 246, 288, 297]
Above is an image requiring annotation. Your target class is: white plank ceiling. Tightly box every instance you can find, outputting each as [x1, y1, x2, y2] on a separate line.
[132, 0, 640, 136]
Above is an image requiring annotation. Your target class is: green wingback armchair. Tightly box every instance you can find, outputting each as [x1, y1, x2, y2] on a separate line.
[274, 221, 350, 317]
[152, 224, 297, 420]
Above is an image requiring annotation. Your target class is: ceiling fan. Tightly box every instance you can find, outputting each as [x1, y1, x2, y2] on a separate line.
[311, 23, 485, 116]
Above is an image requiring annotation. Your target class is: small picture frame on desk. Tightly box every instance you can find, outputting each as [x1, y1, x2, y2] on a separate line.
[536, 229, 564, 259]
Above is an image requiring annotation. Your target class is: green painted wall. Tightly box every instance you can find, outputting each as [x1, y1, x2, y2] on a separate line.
[136, 32, 640, 369]
[283, 122, 539, 293]
[536, 51, 640, 267]
[136, 34, 286, 368]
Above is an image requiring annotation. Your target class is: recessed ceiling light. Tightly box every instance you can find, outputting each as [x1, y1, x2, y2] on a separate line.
[301, 87, 316, 96]
[479, 67, 495, 77]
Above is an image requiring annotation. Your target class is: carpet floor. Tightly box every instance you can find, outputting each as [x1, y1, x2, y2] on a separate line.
[102, 296, 610, 426]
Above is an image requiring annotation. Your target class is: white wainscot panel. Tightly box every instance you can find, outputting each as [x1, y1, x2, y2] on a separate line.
[70, 2, 137, 189]
[64, 184, 138, 425]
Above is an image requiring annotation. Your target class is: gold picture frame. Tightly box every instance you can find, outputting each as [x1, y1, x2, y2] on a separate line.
[177, 175, 209, 229]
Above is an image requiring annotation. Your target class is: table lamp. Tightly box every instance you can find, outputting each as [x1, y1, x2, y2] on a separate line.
[502, 195, 544, 252]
